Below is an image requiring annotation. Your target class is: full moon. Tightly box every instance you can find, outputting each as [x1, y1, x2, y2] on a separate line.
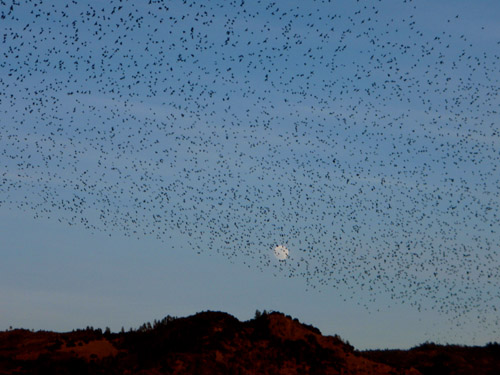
[274, 245, 290, 260]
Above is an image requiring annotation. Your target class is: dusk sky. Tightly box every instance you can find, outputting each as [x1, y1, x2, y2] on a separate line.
[1, 0, 499, 350]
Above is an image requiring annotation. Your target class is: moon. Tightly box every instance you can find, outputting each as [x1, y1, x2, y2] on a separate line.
[274, 245, 290, 260]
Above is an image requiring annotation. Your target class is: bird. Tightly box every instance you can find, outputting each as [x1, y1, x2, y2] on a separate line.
[0, 0, 498, 343]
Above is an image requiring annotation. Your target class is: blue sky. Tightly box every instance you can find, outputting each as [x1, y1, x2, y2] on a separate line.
[1, 0, 499, 349]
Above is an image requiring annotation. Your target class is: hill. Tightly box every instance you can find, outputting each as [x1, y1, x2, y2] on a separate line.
[0, 311, 497, 374]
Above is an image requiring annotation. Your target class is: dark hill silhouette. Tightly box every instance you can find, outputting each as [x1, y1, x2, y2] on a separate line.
[362, 342, 500, 375]
[0, 311, 498, 375]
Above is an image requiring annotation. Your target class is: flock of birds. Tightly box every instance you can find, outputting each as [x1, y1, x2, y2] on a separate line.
[0, 0, 499, 341]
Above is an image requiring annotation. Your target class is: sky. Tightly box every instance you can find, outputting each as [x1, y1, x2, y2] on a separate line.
[0, 0, 499, 350]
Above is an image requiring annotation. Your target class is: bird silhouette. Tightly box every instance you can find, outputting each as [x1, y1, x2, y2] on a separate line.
[0, 0, 498, 342]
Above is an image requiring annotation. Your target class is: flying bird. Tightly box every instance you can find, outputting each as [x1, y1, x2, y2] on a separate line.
[0, 0, 498, 342]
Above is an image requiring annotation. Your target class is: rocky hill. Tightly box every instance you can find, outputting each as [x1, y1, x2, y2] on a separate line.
[0, 311, 497, 375]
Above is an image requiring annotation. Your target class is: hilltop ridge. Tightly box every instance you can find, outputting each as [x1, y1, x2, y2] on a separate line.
[0, 311, 498, 375]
